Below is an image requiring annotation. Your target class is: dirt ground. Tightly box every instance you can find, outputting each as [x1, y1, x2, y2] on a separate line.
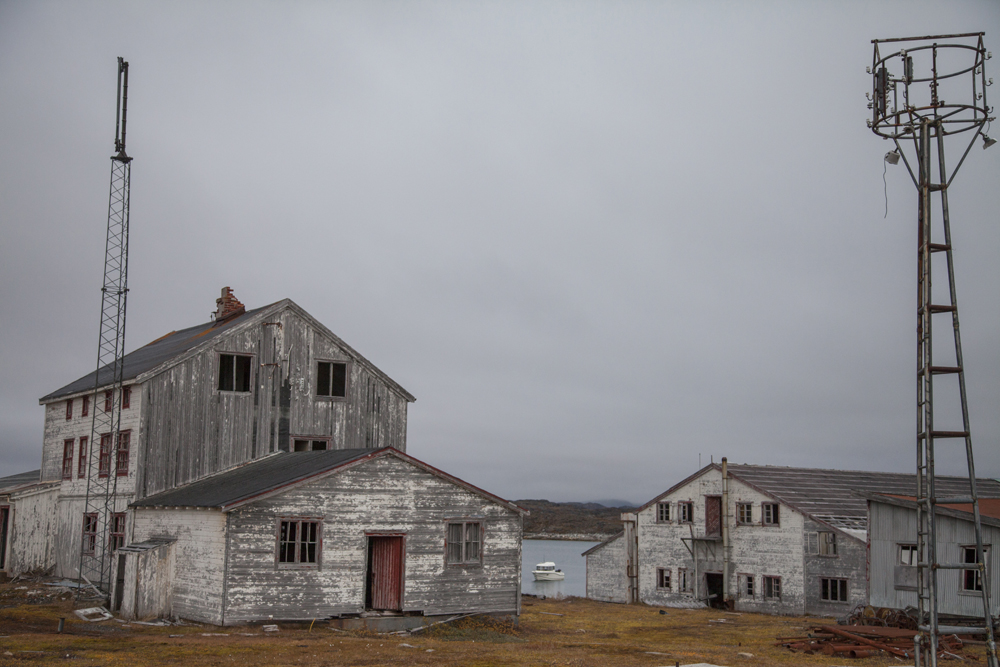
[0, 579, 989, 666]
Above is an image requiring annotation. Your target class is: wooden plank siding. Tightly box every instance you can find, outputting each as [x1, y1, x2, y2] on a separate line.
[221, 455, 520, 624]
[137, 304, 411, 499]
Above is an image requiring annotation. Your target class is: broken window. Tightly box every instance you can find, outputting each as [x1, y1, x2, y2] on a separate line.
[679, 502, 693, 523]
[737, 503, 753, 524]
[78, 436, 88, 478]
[899, 544, 918, 566]
[764, 575, 781, 600]
[65, 399, 73, 420]
[657, 568, 671, 590]
[98, 434, 112, 477]
[82, 395, 89, 417]
[116, 431, 130, 476]
[821, 578, 848, 602]
[762, 503, 780, 526]
[121, 386, 131, 409]
[316, 361, 348, 398]
[218, 354, 253, 392]
[104, 390, 113, 412]
[277, 519, 321, 568]
[741, 574, 754, 598]
[82, 513, 98, 554]
[818, 531, 837, 556]
[656, 502, 670, 522]
[446, 521, 482, 565]
[962, 545, 990, 592]
[109, 513, 126, 552]
[62, 440, 74, 480]
[293, 439, 330, 452]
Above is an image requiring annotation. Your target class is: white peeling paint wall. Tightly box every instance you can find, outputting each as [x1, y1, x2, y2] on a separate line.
[584, 534, 627, 603]
[6, 485, 59, 576]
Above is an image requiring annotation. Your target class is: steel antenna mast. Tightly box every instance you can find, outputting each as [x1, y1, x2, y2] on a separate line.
[869, 33, 997, 667]
[78, 57, 133, 598]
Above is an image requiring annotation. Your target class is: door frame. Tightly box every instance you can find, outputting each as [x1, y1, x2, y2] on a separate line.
[364, 532, 406, 611]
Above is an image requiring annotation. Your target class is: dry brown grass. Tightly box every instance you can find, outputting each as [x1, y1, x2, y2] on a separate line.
[0, 581, 989, 666]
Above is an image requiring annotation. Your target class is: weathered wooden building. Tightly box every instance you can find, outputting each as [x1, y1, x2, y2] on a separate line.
[867, 494, 1000, 620]
[585, 460, 1000, 616]
[0, 470, 58, 576]
[6, 288, 525, 624]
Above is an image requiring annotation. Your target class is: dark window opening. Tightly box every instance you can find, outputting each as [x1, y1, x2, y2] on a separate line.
[821, 577, 848, 602]
[98, 434, 112, 477]
[104, 390, 113, 412]
[764, 575, 781, 600]
[109, 513, 126, 552]
[82, 513, 98, 554]
[116, 431, 130, 476]
[65, 399, 73, 420]
[763, 503, 780, 526]
[900, 544, 918, 566]
[963, 546, 989, 592]
[293, 439, 329, 452]
[82, 395, 89, 417]
[446, 521, 482, 565]
[679, 502, 693, 523]
[78, 436, 88, 478]
[317, 361, 348, 398]
[278, 519, 320, 568]
[742, 574, 755, 598]
[62, 440, 74, 480]
[121, 386, 131, 409]
[219, 354, 253, 392]
[657, 568, 671, 589]
[679, 568, 692, 592]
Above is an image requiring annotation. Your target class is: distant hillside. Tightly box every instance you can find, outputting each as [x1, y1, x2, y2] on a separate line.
[516, 499, 633, 540]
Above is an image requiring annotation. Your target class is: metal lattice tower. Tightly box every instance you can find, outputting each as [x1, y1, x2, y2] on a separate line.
[869, 33, 996, 667]
[79, 57, 132, 596]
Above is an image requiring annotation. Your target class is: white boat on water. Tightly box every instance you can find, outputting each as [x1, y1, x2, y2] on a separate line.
[532, 562, 565, 581]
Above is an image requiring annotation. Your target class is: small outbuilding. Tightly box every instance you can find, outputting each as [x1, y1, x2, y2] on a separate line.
[114, 447, 525, 626]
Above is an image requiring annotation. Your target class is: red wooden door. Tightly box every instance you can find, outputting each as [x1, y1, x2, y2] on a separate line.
[367, 536, 404, 611]
[705, 496, 722, 536]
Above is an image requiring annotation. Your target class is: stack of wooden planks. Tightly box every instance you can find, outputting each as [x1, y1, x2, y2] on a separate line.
[777, 625, 970, 660]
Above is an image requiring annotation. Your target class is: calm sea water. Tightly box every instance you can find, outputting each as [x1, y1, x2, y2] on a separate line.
[521, 539, 599, 598]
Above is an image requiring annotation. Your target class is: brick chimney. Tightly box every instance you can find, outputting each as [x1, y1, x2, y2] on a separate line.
[214, 286, 246, 323]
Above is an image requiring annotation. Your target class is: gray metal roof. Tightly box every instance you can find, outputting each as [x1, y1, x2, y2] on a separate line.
[725, 463, 1000, 521]
[132, 449, 375, 509]
[0, 469, 41, 494]
[39, 305, 272, 403]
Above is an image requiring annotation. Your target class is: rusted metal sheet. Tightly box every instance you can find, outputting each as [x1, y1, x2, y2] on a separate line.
[368, 536, 404, 611]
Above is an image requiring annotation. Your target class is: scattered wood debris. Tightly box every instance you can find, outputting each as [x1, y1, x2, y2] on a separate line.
[777, 624, 972, 660]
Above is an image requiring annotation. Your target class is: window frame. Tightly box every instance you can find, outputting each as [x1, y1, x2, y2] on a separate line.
[762, 503, 780, 526]
[656, 567, 671, 590]
[78, 436, 88, 479]
[275, 517, 323, 570]
[818, 531, 838, 557]
[98, 434, 112, 478]
[217, 352, 254, 393]
[763, 575, 781, 600]
[82, 513, 98, 554]
[81, 395, 89, 417]
[115, 430, 131, 477]
[678, 567, 692, 593]
[62, 439, 75, 480]
[109, 513, 126, 552]
[315, 360, 349, 400]
[292, 437, 332, 452]
[821, 577, 849, 602]
[65, 399, 73, 421]
[961, 545, 990, 593]
[679, 501, 693, 524]
[104, 390, 113, 412]
[737, 502, 753, 525]
[445, 519, 484, 567]
[740, 573, 755, 599]
[121, 385, 131, 410]
[656, 502, 671, 523]
[899, 543, 919, 566]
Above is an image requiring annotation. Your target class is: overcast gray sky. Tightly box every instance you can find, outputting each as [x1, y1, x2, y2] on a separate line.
[2, 1, 999, 504]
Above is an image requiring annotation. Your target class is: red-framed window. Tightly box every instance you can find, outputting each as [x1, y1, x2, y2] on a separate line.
[98, 434, 112, 477]
[62, 440, 74, 480]
[82, 513, 98, 554]
[65, 399, 73, 420]
[81, 395, 89, 417]
[121, 386, 131, 409]
[104, 390, 113, 412]
[78, 436, 88, 478]
[116, 431, 130, 477]
[109, 513, 126, 552]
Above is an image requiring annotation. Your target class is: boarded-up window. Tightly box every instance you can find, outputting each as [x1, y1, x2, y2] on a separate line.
[764, 575, 781, 600]
[657, 568, 671, 589]
[98, 434, 112, 477]
[109, 513, 126, 552]
[218, 354, 252, 392]
[78, 436, 88, 478]
[65, 399, 73, 420]
[679, 502, 693, 523]
[446, 521, 482, 565]
[82, 513, 98, 554]
[821, 578, 848, 602]
[819, 531, 837, 556]
[762, 503, 780, 526]
[116, 431, 130, 476]
[317, 361, 348, 398]
[278, 519, 321, 568]
[62, 440, 74, 480]
[82, 395, 89, 417]
[656, 503, 670, 522]
[737, 503, 752, 524]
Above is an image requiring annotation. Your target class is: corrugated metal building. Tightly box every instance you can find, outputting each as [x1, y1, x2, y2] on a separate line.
[5, 288, 525, 626]
[585, 460, 1000, 616]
